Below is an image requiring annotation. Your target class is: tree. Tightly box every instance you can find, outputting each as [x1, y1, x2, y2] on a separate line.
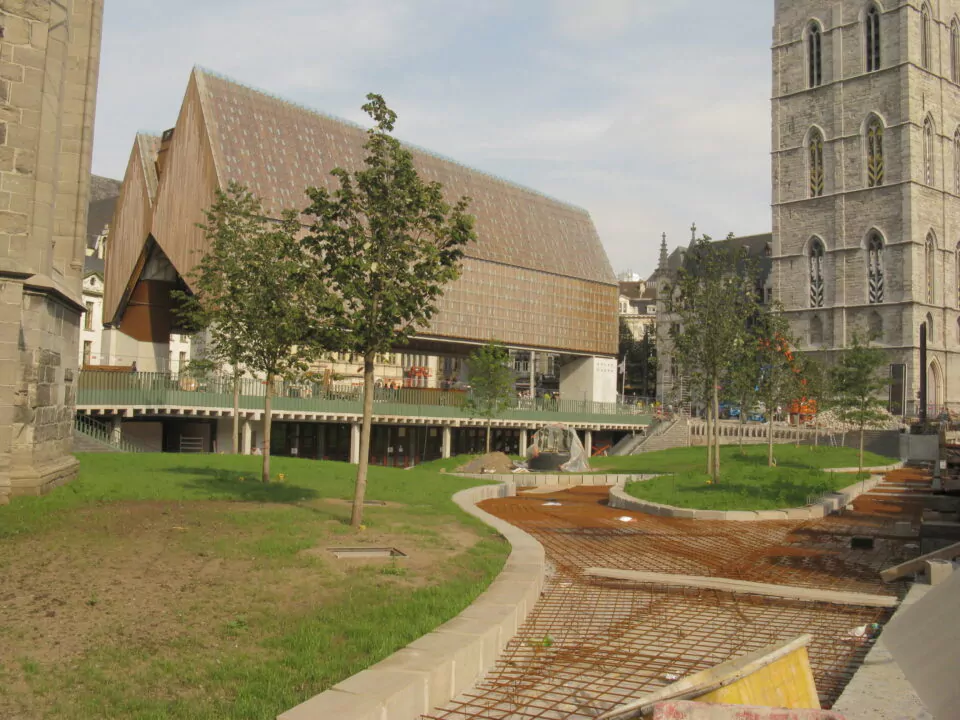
[797, 352, 833, 447]
[723, 344, 761, 454]
[178, 182, 332, 483]
[668, 235, 759, 482]
[302, 94, 477, 528]
[619, 319, 657, 398]
[466, 342, 515, 453]
[754, 308, 803, 467]
[831, 333, 890, 476]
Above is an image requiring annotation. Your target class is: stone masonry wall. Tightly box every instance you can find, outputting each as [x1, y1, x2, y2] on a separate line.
[0, 0, 104, 500]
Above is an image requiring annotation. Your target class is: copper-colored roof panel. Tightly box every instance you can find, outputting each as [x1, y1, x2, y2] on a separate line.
[195, 69, 616, 287]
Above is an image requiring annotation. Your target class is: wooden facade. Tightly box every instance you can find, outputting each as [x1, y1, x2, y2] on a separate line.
[104, 68, 619, 356]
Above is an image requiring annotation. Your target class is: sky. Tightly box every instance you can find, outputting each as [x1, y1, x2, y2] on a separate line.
[92, 0, 774, 278]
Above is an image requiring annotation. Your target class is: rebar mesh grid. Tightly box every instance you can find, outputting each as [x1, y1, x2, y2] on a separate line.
[424, 468, 929, 720]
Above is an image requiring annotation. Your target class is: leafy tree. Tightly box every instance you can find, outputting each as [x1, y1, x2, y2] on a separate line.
[178, 182, 332, 483]
[302, 94, 477, 528]
[723, 343, 762, 454]
[754, 309, 803, 467]
[619, 319, 657, 398]
[466, 342, 515, 453]
[831, 333, 890, 476]
[668, 235, 758, 482]
[797, 352, 834, 447]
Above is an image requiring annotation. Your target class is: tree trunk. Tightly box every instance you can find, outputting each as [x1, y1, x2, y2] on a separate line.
[815, 413, 820, 447]
[261, 374, 273, 483]
[351, 354, 376, 528]
[232, 372, 240, 455]
[485, 420, 492, 454]
[712, 379, 721, 480]
[858, 423, 865, 479]
[767, 415, 774, 467]
[705, 399, 713, 476]
[738, 410, 745, 453]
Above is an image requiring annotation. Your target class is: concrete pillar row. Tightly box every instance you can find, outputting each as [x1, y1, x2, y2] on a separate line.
[349, 423, 361, 464]
[441, 426, 452, 459]
[584, 430, 593, 457]
[110, 416, 122, 444]
[520, 428, 528, 453]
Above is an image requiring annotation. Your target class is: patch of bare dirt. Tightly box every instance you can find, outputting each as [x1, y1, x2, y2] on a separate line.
[457, 452, 516, 474]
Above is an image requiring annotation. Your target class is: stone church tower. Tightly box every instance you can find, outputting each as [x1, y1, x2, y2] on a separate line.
[773, 0, 960, 415]
[0, 1, 104, 503]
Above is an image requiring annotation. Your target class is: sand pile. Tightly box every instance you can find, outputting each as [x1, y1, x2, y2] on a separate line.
[457, 452, 517, 474]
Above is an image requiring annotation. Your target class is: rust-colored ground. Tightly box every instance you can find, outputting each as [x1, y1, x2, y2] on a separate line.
[425, 468, 929, 720]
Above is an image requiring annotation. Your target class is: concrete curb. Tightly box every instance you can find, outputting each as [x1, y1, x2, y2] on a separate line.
[607, 463, 903, 521]
[454, 472, 660, 488]
[277, 479, 545, 720]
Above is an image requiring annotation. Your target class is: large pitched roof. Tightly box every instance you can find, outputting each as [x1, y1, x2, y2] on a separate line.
[193, 68, 616, 286]
[136, 133, 162, 202]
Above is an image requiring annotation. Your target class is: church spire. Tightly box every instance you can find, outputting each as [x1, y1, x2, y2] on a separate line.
[689, 222, 698, 247]
[658, 232, 668, 270]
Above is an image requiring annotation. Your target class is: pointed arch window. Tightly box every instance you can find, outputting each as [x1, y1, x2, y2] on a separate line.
[809, 238, 826, 307]
[866, 4, 882, 71]
[926, 233, 936, 304]
[867, 232, 885, 304]
[952, 20, 960, 81]
[808, 22, 823, 87]
[867, 116, 885, 187]
[922, 3, 932, 70]
[954, 129, 960, 192]
[924, 117, 936, 185]
[956, 242, 960, 307]
[927, 312, 935, 342]
[809, 129, 825, 197]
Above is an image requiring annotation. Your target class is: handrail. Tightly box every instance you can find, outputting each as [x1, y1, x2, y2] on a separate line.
[75, 371, 653, 426]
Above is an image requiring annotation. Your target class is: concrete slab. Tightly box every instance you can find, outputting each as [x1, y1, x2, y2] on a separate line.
[332, 668, 428, 719]
[882, 571, 960, 720]
[277, 688, 383, 720]
[833, 583, 933, 720]
[925, 559, 954, 585]
[651, 701, 846, 719]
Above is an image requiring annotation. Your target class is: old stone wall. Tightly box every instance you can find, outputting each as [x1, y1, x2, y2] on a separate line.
[0, 0, 104, 501]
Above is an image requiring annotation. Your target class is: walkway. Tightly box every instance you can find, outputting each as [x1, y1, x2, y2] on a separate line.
[424, 468, 930, 720]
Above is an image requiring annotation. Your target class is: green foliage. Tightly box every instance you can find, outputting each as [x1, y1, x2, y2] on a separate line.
[302, 94, 477, 526]
[831, 333, 890, 472]
[752, 306, 804, 465]
[466, 342, 515, 453]
[619, 320, 657, 397]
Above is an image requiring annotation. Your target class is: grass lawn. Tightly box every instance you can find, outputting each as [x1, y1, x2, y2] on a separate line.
[591, 445, 897, 511]
[0, 453, 507, 720]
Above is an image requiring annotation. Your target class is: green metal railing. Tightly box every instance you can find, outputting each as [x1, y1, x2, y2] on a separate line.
[77, 371, 652, 427]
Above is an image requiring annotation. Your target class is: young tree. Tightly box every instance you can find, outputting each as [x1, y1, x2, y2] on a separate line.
[831, 333, 890, 476]
[466, 342, 515, 453]
[178, 183, 332, 483]
[668, 236, 759, 482]
[723, 348, 761, 454]
[619, 319, 657, 399]
[797, 352, 833, 447]
[754, 309, 802, 467]
[302, 94, 476, 528]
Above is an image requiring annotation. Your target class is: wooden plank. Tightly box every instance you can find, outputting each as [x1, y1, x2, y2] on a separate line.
[584, 568, 898, 608]
[881, 540, 960, 582]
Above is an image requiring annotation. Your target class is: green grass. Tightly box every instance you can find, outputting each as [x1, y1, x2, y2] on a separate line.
[592, 445, 896, 512]
[0, 453, 508, 720]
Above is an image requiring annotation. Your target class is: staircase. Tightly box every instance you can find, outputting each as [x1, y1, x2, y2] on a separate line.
[627, 416, 690, 454]
[73, 415, 158, 453]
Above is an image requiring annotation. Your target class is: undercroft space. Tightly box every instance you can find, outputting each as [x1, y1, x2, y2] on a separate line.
[425, 468, 931, 720]
[0, 454, 508, 720]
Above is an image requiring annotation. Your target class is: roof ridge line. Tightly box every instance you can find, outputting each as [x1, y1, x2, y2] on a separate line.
[193, 65, 592, 216]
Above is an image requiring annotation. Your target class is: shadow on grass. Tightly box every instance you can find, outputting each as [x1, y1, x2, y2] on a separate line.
[167, 466, 320, 503]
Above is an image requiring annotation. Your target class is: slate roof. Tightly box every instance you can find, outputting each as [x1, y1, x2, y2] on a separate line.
[656, 232, 773, 280]
[194, 68, 616, 287]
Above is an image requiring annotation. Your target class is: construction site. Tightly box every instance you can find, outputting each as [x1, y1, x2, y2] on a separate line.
[420, 462, 955, 720]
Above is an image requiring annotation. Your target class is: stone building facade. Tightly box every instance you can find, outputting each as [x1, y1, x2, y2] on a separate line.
[0, 1, 104, 502]
[773, 0, 960, 415]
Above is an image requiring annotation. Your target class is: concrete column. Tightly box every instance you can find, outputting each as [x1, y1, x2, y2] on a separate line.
[529, 350, 536, 394]
[520, 428, 528, 453]
[110, 415, 122, 444]
[350, 422, 361, 464]
[441, 426, 452, 459]
[242, 420, 252, 455]
[584, 430, 593, 457]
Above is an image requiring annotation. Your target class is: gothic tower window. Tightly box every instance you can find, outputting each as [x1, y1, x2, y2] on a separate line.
[809, 129, 825, 197]
[865, 4, 882, 71]
[869, 311, 884, 342]
[924, 117, 936, 185]
[866, 116, 884, 187]
[956, 242, 960, 306]
[808, 22, 823, 88]
[810, 315, 824, 346]
[809, 238, 825, 307]
[926, 233, 936, 304]
[952, 19, 960, 81]
[956, 317, 960, 343]
[867, 232, 885, 303]
[927, 312, 935, 342]
[921, 3, 933, 70]
[954, 129, 960, 192]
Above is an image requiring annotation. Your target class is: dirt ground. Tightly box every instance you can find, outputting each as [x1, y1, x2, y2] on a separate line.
[457, 452, 516, 474]
[0, 498, 481, 718]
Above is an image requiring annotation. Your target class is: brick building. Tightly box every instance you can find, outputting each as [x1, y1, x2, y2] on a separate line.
[0, 1, 103, 503]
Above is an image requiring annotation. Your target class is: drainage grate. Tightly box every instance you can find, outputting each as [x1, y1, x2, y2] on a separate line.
[327, 547, 408, 559]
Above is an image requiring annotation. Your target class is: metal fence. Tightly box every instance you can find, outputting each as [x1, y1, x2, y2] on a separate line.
[76, 371, 653, 426]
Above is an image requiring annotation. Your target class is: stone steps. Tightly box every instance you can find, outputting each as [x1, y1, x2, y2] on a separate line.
[72, 429, 124, 453]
